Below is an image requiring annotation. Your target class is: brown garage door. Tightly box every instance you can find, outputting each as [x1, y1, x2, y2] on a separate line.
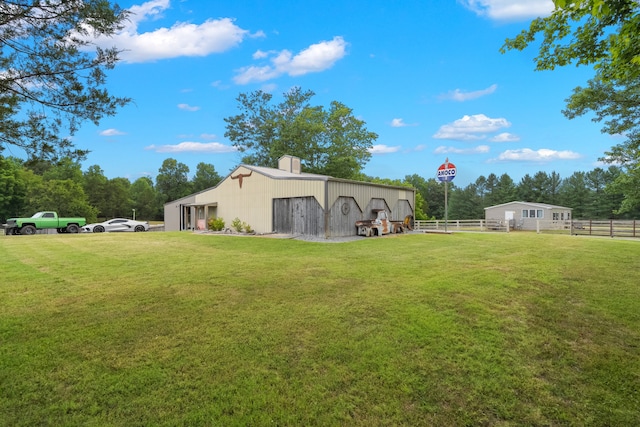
[273, 197, 324, 236]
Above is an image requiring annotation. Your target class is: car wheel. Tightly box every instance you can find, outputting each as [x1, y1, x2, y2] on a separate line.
[20, 225, 37, 235]
[134, 225, 146, 232]
[94, 225, 105, 233]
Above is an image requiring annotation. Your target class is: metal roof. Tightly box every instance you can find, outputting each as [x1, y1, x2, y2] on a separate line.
[484, 201, 572, 210]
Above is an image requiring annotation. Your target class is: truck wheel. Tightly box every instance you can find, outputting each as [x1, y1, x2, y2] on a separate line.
[20, 225, 37, 235]
[66, 224, 80, 234]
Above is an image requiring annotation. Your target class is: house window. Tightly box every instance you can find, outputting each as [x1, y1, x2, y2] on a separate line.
[561, 213, 565, 220]
[567, 212, 571, 220]
[522, 210, 528, 218]
[529, 209, 535, 218]
[536, 210, 543, 218]
[553, 213, 559, 220]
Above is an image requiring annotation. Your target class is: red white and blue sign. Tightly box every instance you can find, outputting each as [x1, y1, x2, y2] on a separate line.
[437, 160, 457, 182]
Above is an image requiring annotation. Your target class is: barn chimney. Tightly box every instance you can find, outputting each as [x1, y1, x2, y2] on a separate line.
[278, 155, 301, 174]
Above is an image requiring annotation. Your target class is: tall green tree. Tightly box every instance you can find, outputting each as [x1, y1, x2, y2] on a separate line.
[0, 156, 27, 221]
[517, 174, 536, 202]
[192, 162, 222, 193]
[494, 173, 518, 205]
[156, 158, 192, 203]
[83, 165, 109, 217]
[42, 158, 84, 183]
[0, 0, 130, 161]
[404, 174, 430, 219]
[423, 179, 449, 220]
[130, 177, 160, 220]
[449, 183, 483, 219]
[102, 177, 131, 218]
[502, 0, 640, 213]
[224, 87, 376, 179]
[483, 174, 499, 206]
[558, 171, 591, 218]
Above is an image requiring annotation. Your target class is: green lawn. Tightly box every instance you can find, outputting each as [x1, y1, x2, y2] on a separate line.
[1, 232, 639, 426]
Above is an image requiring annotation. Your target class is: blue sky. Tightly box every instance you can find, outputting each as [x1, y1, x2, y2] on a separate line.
[62, 0, 615, 186]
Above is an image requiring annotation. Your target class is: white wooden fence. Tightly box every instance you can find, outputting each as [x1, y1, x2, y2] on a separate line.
[413, 219, 639, 238]
[413, 219, 508, 232]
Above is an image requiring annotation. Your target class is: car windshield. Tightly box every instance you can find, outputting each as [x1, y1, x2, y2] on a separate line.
[31, 212, 44, 218]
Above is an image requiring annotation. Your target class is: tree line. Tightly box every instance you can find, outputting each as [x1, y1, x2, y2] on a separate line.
[0, 157, 222, 224]
[2, 154, 637, 225]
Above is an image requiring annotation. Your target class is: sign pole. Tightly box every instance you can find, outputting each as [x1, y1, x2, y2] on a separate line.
[436, 157, 456, 233]
[445, 178, 448, 232]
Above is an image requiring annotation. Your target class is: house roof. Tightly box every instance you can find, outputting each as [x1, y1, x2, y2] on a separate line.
[242, 164, 330, 181]
[484, 201, 572, 211]
[240, 164, 413, 192]
[164, 163, 415, 207]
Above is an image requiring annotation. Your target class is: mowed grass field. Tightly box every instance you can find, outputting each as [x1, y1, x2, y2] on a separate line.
[1, 231, 639, 426]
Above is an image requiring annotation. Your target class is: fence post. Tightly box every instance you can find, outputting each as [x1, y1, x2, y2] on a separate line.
[610, 219, 614, 237]
[536, 220, 540, 234]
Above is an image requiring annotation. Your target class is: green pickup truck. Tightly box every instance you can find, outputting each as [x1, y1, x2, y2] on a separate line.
[4, 211, 87, 235]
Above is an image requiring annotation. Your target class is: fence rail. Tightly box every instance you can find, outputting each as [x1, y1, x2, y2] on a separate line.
[413, 219, 638, 238]
[571, 219, 638, 238]
[413, 219, 507, 232]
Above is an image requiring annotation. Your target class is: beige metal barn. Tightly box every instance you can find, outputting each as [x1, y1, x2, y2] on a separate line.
[164, 155, 416, 238]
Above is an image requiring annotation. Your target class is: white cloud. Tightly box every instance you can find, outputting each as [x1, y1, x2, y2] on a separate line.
[460, 0, 554, 20]
[433, 114, 511, 141]
[434, 145, 490, 155]
[369, 144, 401, 154]
[440, 84, 498, 102]
[234, 36, 348, 84]
[178, 103, 200, 111]
[390, 118, 418, 128]
[493, 148, 581, 162]
[253, 50, 270, 59]
[145, 142, 237, 153]
[200, 133, 217, 139]
[489, 132, 520, 142]
[85, 0, 257, 63]
[100, 128, 126, 136]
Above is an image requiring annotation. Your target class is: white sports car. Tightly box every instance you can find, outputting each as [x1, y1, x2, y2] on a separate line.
[83, 218, 149, 233]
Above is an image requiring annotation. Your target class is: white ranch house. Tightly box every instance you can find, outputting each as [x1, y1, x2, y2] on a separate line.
[484, 201, 573, 231]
